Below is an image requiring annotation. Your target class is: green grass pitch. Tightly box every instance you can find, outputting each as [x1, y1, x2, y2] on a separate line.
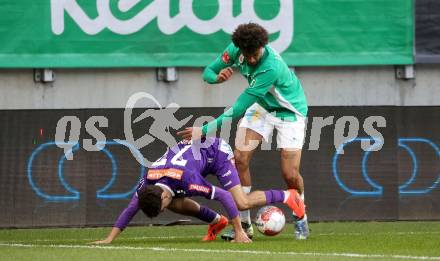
[1, 221, 440, 261]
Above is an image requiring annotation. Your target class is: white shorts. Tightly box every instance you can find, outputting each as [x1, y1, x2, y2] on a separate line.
[239, 103, 306, 149]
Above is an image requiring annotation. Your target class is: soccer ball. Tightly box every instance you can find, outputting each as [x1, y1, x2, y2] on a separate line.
[255, 206, 286, 236]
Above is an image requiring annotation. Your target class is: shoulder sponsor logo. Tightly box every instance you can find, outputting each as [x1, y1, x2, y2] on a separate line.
[189, 184, 211, 194]
[222, 51, 230, 64]
[147, 168, 184, 180]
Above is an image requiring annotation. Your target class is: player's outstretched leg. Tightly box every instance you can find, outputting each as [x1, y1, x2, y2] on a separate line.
[203, 215, 229, 241]
[222, 188, 305, 241]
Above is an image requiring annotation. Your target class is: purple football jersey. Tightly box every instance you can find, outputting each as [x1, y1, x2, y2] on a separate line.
[146, 137, 239, 191]
[113, 138, 241, 230]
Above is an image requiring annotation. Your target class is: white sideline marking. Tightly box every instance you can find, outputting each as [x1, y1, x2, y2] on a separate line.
[0, 243, 439, 260]
[2, 235, 199, 243]
[3, 231, 440, 243]
[317, 231, 440, 236]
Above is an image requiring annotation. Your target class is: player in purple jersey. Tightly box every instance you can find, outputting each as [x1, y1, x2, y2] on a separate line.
[93, 137, 304, 243]
[93, 184, 236, 243]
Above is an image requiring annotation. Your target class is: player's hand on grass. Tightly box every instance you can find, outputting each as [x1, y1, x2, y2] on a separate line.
[177, 127, 203, 140]
[231, 230, 252, 243]
[90, 228, 120, 244]
[90, 238, 112, 244]
[217, 67, 233, 83]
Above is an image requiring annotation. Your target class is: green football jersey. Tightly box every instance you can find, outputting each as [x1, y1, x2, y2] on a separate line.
[203, 43, 308, 121]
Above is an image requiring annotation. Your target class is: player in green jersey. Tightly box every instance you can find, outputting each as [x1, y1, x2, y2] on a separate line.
[178, 23, 309, 240]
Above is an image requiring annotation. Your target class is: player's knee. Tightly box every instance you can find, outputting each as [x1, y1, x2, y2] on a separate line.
[236, 200, 250, 211]
[234, 150, 251, 170]
[282, 166, 300, 180]
[232, 194, 251, 210]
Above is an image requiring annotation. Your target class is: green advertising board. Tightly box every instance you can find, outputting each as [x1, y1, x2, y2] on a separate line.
[0, 0, 413, 67]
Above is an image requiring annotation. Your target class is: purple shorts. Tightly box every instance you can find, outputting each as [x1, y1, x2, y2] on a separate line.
[215, 160, 241, 191]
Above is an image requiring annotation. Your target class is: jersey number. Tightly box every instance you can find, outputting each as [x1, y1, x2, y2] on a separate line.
[151, 145, 191, 167]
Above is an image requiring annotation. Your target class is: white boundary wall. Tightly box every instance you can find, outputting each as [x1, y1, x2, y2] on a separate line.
[0, 65, 439, 109]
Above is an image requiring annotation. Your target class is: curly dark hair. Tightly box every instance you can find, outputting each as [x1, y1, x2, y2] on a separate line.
[137, 185, 163, 218]
[232, 23, 269, 54]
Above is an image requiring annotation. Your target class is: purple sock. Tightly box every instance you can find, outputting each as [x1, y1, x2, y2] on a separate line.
[196, 205, 218, 223]
[264, 190, 285, 204]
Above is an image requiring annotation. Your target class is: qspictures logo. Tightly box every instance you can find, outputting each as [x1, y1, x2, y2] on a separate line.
[51, 92, 387, 168]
